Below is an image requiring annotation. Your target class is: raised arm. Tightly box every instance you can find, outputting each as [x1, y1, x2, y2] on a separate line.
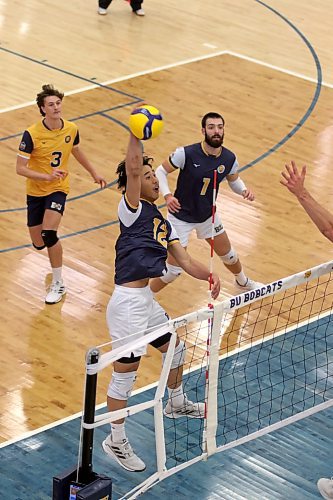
[280, 161, 333, 242]
[123, 132, 144, 207]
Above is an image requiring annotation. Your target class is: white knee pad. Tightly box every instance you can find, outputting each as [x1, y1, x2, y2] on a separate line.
[162, 340, 186, 369]
[160, 264, 183, 284]
[220, 248, 238, 265]
[107, 371, 137, 400]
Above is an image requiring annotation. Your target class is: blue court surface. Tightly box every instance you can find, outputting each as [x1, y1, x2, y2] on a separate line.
[1, 315, 332, 500]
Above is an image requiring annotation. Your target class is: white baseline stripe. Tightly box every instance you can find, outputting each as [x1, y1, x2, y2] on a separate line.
[228, 50, 333, 88]
[0, 51, 227, 114]
[2, 47, 331, 115]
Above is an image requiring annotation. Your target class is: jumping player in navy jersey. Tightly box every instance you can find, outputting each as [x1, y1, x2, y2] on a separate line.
[102, 128, 220, 473]
[150, 111, 262, 295]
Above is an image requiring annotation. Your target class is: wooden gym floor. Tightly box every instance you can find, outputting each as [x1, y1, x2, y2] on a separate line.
[0, 0, 333, 444]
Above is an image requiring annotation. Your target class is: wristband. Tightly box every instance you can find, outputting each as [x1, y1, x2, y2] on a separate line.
[156, 165, 171, 197]
[228, 177, 246, 195]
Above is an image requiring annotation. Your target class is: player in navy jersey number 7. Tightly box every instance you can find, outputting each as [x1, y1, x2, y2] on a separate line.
[150, 112, 263, 296]
[102, 128, 220, 473]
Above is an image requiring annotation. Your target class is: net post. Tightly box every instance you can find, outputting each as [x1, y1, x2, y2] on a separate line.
[80, 347, 100, 483]
[206, 303, 224, 456]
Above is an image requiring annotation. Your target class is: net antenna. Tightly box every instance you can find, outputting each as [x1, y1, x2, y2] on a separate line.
[208, 169, 218, 304]
[203, 168, 218, 456]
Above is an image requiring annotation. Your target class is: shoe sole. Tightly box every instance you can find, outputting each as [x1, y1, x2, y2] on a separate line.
[45, 291, 66, 304]
[163, 409, 204, 419]
[102, 440, 146, 472]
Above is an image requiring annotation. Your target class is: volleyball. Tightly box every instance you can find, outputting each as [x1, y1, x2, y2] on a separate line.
[129, 105, 164, 140]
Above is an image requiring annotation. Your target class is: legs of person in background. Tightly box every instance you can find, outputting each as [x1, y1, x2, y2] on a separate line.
[98, 0, 112, 15]
[98, 0, 145, 16]
[42, 209, 66, 304]
[150, 230, 263, 295]
[208, 232, 263, 292]
[130, 0, 144, 15]
[29, 209, 66, 304]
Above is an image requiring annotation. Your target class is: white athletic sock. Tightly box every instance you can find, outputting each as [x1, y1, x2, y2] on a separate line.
[235, 270, 247, 286]
[167, 384, 185, 408]
[111, 422, 126, 443]
[52, 267, 62, 283]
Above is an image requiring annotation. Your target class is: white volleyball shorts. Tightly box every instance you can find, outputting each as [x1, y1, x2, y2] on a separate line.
[106, 285, 169, 357]
[168, 212, 225, 247]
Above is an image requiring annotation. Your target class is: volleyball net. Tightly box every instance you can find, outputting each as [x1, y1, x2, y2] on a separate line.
[82, 260, 333, 499]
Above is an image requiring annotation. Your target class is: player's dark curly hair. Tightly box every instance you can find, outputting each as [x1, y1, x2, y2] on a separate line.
[201, 112, 225, 128]
[116, 155, 154, 193]
[36, 84, 64, 116]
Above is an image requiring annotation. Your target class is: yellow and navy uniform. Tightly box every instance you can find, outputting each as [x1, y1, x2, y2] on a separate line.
[18, 119, 79, 196]
[115, 195, 179, 285]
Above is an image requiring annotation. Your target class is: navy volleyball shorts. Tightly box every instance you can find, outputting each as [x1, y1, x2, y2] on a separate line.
[27, 191, 67, 227]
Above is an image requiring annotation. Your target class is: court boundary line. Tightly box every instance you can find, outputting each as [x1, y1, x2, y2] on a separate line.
[1, 307, 331, 449]
[0, 50, 226, 115]
[0, 42, 323, 223]
[0, 0, 323, 218]
[229, 50, 332, 89]
[1, 48, 331, 115]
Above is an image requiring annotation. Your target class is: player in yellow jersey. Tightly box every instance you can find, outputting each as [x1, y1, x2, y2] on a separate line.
[16, 84, 107, 304]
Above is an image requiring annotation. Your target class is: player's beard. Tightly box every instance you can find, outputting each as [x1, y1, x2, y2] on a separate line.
[205, 131, 224, 148]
